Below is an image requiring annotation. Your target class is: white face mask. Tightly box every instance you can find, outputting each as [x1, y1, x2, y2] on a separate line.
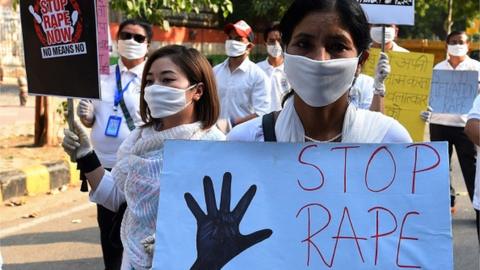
[370, 27, 396, 44]
[447, 44, 468, 57]
[144, 84, 196, 118]
[267, 42, 283, 58]
[118, 39, 148, 60]
[225, 40, 248, 57]
[284, 53, 359, 107]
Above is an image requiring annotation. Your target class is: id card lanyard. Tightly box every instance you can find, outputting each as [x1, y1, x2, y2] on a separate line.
[114, 65, 135, 112]
[105, 65, 135, 137]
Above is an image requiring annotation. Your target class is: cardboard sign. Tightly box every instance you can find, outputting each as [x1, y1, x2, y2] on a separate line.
[20, 0, 100, 99]
[153, 141, 452, 269]
[362, 49, 435, 142]
[96, 0, 110, 75]
[429, 70, 479, 114]
[358, 0, 415, 25]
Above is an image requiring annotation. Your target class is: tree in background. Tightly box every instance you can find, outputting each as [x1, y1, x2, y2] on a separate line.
[393, 0, 479, 40]
[110, 0, 233, 29]
[225, 0, 478, 41]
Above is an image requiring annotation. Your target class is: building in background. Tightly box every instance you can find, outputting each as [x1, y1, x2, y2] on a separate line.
[0, 1, 24, 80]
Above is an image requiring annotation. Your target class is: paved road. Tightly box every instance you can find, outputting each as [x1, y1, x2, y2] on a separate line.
[0, 188, 103, 270]
[0, 153, 478, 270]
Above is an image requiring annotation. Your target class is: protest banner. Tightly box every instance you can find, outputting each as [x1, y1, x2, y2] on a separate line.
[362, 49, 435, 142]
[96, 0, 110, 75]
[358, 0, 415, 25]
[429, 70, 479, 114]
[20, 0, 100, 99]
[153, 140, 452, 269]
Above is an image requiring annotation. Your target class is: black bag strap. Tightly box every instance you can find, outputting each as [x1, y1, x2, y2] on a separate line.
[118, 98, 136, 131]
[262, 111, 278, 142]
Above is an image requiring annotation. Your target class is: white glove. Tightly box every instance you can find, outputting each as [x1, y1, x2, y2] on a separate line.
[62, 120, 92, 159]
[77, 99, 94, 123]
[373, 52, 391, 96]
[141, 233, 155, 255]
[420, 106, 433, 122]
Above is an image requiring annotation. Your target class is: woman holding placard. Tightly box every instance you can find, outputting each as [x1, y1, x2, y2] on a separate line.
[62, 45, 225, 270]
[228, 0, 412, 144]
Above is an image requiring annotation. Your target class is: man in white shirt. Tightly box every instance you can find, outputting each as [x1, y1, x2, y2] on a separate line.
[256, 23, 290, 112]
[465, 95, 480, 244]
[77, 19, 151, 270]
[214, 20, 271, 130]
[370, 24, 409, 52]
[427, 31, 480, 212]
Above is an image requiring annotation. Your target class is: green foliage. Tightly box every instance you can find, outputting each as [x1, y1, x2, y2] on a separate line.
[232, 0, 479, 41]
[395, 0, 479, 40]
[250, 0, 292, 20]
[110, 0, 233, 28]
[56, 101, 68, 124]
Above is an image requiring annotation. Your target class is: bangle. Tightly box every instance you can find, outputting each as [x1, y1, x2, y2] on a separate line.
[76, 151, 101, 173]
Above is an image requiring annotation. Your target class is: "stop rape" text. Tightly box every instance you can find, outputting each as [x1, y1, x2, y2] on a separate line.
[295, 143, 442, 269]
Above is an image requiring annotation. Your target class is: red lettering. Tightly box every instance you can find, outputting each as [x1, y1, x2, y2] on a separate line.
[59, 27, 72, 43]
[368, 206, 398, 265]
[331, 146, 360, 193]
[46, 29, 56, 45]
[296, 203, 332, 267]
[42, 14, 51, 29]
[365, 146, 397, 192]
[407, 144, 440, 194]
[56, 12, 65, 26]
[330, 207, 367, 266]
[297, 145, 325, 191]
[52, 0, 68, 11]
[50, 13, 59, 28]
[40, 0, 49, 13]
[396, 211, 421, 269]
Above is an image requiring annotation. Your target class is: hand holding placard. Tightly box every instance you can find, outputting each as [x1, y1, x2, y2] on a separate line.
[185, 172, 273, 270]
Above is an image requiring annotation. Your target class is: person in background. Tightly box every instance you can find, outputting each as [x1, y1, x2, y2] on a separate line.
[76, 19, 152, 270]
[256, 23, 290, 112]
[213, 20, 271, 132]
[465, 95, 480, 245]
[63, 45, 225, 270]
[349, 51, 390, 113]
[227, 0, 411, 145]
[370, 24, 409, 52]
[422, 30, 480, 213]
[17, 72, 28, 106]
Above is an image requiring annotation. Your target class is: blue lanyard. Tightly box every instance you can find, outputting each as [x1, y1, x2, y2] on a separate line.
[115, 65, 136, 108]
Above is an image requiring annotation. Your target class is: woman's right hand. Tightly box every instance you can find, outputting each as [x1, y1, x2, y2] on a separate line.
[62, 120, 92, 159]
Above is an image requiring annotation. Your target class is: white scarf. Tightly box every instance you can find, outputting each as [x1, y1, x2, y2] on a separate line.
[112, 122, 209, 270]
[274, 96, 394, 143]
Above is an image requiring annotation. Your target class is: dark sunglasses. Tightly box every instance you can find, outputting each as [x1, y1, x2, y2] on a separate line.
[119, 32, 146, 43]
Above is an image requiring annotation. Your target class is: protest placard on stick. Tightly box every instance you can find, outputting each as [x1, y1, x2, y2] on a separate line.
[20, 0, 100, 99]
[362, 49, 435, 141]
[358, 0, 415, 25]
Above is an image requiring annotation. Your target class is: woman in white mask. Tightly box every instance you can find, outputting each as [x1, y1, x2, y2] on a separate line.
[227, 0, 412, 144]
[62, 45, 225, 270]
[76, 19, 152, 270]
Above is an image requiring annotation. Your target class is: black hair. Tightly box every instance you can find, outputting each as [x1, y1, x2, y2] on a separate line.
[118, 19, 153, 43]
[446, 31, 468, 44]
[279, 0, 371, 54]
[263, 23, 282, 43]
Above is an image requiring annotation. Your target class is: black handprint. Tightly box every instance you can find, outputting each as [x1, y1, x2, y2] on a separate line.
[185, 172, 273, 270]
